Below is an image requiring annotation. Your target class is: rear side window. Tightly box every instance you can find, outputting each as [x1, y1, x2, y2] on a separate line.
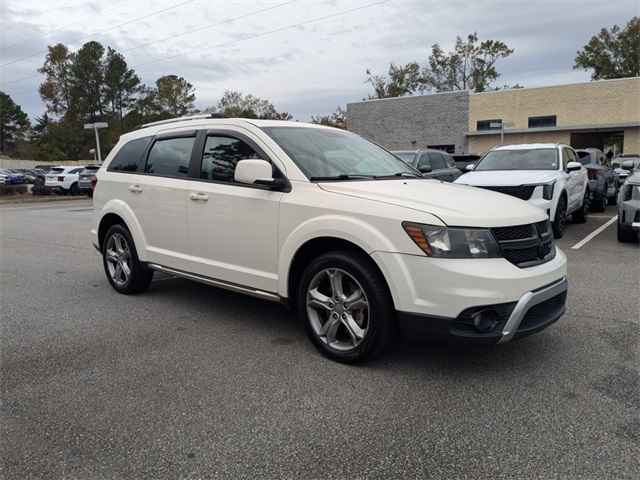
[108, 137, 151, 173]
[200, 136, 263, 183]
[417, 153, 431, 170]
[51, 168, 64, 174]
[428, 152, 447, 170]
[146, 137, 194, 178]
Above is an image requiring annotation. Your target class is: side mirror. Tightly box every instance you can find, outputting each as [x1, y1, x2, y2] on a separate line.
[566, 161, 582, 172]
[465, 164, 475, 171]
[235, 159, 287, 190]
[235, 159, 274, 185]
[418, 165, 432, 173]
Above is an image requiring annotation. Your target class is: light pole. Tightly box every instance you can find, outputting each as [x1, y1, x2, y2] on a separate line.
[84, 122, 108, 164]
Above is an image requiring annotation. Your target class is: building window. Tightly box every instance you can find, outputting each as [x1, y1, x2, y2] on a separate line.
[427, 144, 455, 153]
[528, 115, 557, 128]
[477, 119, 502, 131]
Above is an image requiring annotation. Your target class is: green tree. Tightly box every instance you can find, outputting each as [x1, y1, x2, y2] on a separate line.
[103, 47, 141, 127]
[574, 17, 640, 80]
[155, 75, 196, 117]
[0, 91, 30, 154]
[212, 90, 291, 119]
[38, 43, 74, 116]
[365, 62, 423, 99]
[311, 106, 346, 129]
[423, 33, 514, 92]
[69, 41, 106, 121]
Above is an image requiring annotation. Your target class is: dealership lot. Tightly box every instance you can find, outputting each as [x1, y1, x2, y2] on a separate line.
[1, 201, 638, 479]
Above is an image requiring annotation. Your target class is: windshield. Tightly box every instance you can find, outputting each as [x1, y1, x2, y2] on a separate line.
[393, 152, 417, 164]
[262, 127, 419, 179]
[475, 148, 559, 171]
[50, 168, 65, 174]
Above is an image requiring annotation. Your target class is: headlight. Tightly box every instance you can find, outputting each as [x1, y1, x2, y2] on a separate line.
[541, 182, 555, 200]
[403, 222, 501, 258]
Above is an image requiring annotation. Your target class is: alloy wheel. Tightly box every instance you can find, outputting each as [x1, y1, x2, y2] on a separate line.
[105, 233, 132, 287]
[306, 268, 369, 352]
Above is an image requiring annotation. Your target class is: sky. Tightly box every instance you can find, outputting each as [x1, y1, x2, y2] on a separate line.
[1, 0, 638, 121]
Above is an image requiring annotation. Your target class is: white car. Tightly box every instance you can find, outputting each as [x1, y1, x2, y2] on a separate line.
[45, 166, 86, 194]
[92, 116, 568, 363]
[455, 144, 590, 238]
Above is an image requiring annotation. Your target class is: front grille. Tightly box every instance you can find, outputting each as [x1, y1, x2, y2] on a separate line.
[492, 220, 555, 268]
[478, 185, 535, 200]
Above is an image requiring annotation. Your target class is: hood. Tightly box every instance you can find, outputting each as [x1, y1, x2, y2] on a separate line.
[455, 170, 558, 186]
[319, 179, 547, 228]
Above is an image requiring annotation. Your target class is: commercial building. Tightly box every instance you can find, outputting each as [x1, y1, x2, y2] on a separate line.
[347, 77, 640, 157]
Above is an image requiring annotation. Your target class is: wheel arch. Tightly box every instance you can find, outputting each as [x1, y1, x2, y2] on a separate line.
[97, 200, 147, 256]
[284, 236, 395, 309]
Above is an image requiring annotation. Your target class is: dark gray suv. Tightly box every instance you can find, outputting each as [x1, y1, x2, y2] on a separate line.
[393, 149, 461, 182]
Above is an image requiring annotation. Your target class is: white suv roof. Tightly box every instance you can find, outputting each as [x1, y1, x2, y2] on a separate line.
[492, 143, 566, 151]
[121, 116, 328, 143]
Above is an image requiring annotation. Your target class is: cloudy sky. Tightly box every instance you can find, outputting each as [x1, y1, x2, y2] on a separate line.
[1, 0, 638, 120]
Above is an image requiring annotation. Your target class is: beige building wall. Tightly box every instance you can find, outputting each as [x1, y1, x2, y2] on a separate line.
[469, 77, 640, 131]
[468, 131, 571, 154]
[623, 127, 640, 154]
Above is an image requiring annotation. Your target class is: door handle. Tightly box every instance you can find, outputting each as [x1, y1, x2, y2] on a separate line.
[128, 185, 142, 193]
[189, 192, 209, 202]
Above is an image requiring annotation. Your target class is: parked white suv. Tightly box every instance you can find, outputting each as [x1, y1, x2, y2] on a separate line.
[45, 166, 85, 194]
[455, 144, 590, 238]
[92, 116, 568, 363]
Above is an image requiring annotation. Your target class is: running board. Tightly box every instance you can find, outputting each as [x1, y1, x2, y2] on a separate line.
[147, 263, 282, 303]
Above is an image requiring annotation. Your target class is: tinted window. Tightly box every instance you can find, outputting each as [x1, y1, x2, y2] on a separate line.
[146, 137, 194, 177]
[201, 136, 263, 182]
[416, 153, 431, 170]
[475, 149, 559, 171]
[477, 119, 502, 131]
[428, 152, 447, 170]
[69, 168, 84, 174]
[528, 115, 557, 128]
[108, 137, 151, 173]
[50, 168, 65, 174]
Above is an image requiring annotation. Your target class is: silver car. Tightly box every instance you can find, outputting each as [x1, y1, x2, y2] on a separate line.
[617, 171, 640, 243]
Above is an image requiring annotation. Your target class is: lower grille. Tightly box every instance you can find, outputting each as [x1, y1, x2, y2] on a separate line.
[478, 185, 536, 200]
[519, 291, 567, 331]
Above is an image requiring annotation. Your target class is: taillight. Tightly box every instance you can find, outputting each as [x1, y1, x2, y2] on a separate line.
[91, 176, 97, 192]
[587, 169, 599, 180]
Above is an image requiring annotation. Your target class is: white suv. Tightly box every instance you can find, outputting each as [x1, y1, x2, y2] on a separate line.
[455, 144, 590, 238]
[45, 166, 86, 195]
[92, 116, 568, 363]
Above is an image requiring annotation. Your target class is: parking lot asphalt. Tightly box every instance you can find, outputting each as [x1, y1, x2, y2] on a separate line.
[1, 200, 638, 479]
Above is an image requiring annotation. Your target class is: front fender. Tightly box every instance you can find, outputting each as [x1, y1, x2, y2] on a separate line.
[278, 214, 398, 298]
[98, 199, 149, 259]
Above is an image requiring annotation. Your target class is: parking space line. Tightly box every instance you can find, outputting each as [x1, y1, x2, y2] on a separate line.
[571, 216, 617, 250]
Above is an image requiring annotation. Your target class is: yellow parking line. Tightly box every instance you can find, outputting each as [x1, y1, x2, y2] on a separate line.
[571, 216, 618, 250]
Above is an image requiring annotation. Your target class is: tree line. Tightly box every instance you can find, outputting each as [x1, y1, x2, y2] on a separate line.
[1, 16, 638, 161]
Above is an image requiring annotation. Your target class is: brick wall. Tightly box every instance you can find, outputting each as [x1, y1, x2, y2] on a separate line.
[346, 91, 469, 153]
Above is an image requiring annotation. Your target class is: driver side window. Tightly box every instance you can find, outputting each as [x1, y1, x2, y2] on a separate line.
[417, 153, 432, 171]
[562, 148, 575, 170]
[201, 136, 264, 183]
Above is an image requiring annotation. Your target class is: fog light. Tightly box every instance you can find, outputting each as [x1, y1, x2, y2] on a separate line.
[471, 309, 499, 333]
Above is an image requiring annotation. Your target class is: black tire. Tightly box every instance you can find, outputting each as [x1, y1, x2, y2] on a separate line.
[552, 195, 567, 239]
[87, 189, 93, 198]
[102, 224, 153, 294]
[70, 182, 79, 196]
[592, 192, 607, 212]
[573, 189, 590, 223]
[297, 250, 394, 363]
[608, 189, 617, 206]
[617, 219, 637, 243]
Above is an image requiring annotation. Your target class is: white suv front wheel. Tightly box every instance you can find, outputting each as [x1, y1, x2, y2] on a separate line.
[297, 251, 394, 363]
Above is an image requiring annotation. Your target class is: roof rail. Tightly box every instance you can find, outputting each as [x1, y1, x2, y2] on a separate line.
[141, 113, 225, 129]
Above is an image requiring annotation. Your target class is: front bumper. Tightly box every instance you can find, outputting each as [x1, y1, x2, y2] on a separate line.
[397, 277, 568, 343]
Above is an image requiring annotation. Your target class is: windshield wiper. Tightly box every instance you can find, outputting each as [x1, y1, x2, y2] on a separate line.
[374, 172, 423, 179]
[309, 174, 375, 181]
